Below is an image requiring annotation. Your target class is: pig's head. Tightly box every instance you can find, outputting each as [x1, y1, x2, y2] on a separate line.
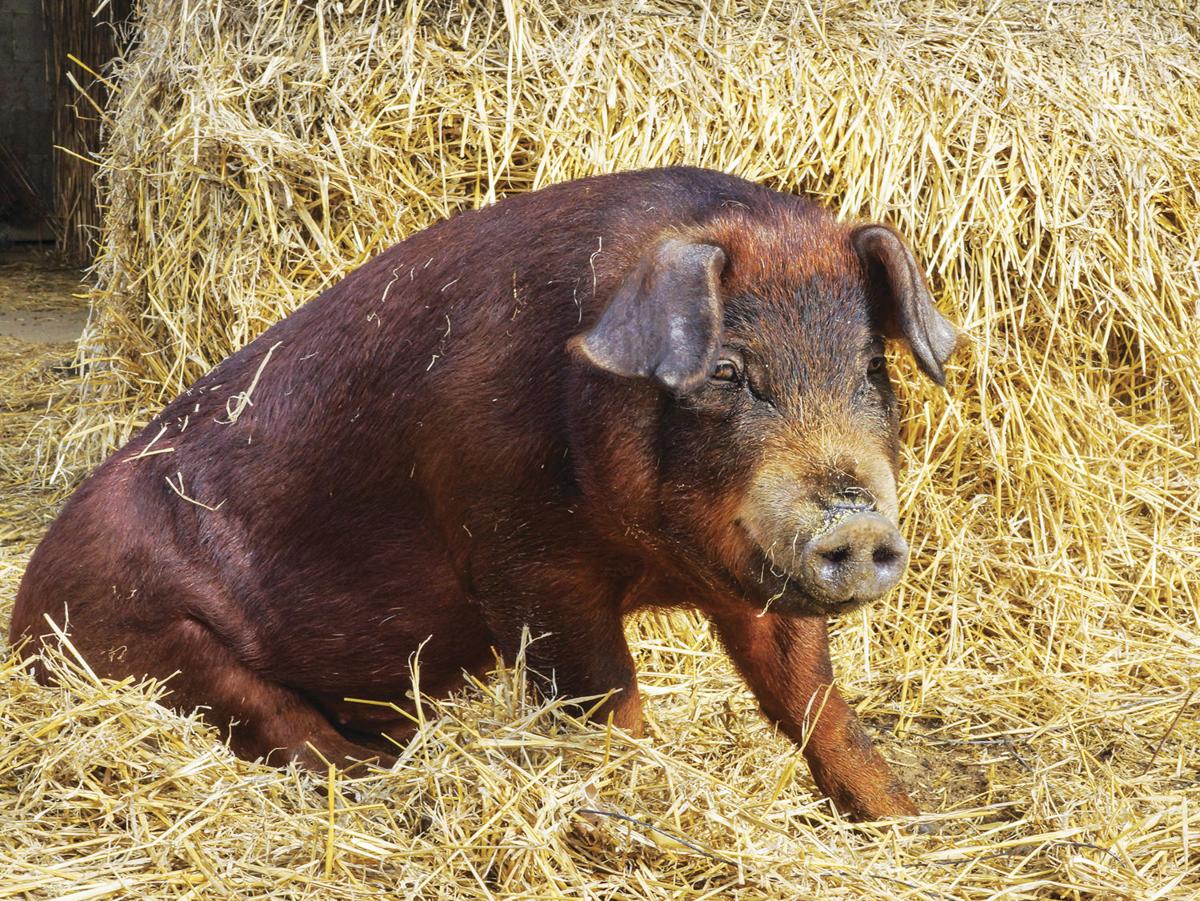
[570, 207, 960, 616]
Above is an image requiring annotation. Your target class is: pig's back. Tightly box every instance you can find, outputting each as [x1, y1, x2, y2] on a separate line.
[109, 168, 779, 496]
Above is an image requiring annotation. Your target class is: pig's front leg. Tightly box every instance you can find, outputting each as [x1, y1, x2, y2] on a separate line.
[489, 602, 645, 734]
[471, 546, 645, 735]
[709, 608, 918, 821]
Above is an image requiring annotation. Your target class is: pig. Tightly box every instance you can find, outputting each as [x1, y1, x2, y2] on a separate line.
[10, 167, 960, 821]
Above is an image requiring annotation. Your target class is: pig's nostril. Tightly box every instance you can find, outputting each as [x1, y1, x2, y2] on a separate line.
[822, 546, 851, 565]
[873, 546, 900, 567]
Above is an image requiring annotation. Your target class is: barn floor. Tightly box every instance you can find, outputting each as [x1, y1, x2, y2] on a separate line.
[0, 247, 88, 342]
[0, 247, 86, 544]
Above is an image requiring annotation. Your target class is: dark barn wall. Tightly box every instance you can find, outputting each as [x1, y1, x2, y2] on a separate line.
[45, 0, 134, 261]
[0, 0, 53, 234]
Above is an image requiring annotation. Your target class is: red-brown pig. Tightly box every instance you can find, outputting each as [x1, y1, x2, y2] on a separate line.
[10, 167, 960, 821]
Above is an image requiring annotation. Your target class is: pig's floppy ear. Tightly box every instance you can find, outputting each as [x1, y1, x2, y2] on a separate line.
[852, 224, 961, 386]
[573, 239, 727, 395]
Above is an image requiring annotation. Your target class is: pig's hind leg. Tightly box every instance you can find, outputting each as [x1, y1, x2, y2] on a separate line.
[105, 616, 391, 772]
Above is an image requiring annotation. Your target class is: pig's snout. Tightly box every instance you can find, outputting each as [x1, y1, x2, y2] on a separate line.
[799, 511, 908, 607]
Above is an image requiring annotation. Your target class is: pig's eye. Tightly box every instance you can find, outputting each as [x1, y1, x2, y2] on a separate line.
[868, 355, 886, 376]
[712, 360, 741, 383]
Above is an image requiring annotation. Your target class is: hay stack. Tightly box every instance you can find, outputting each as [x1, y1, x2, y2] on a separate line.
[5, 0, 1199, 896]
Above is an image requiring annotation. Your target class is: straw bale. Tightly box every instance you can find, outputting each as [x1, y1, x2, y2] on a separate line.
[4, 0, 1199, 897]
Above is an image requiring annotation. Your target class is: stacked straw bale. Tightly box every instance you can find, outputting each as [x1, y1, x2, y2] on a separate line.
[4, 0, 1199, 896]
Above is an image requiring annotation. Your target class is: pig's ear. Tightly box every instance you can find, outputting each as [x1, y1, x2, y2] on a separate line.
[573, 239, 726, 395]
[852, 224, 961, 386]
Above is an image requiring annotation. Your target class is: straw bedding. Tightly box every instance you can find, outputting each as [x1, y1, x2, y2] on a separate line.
[4, 0, 1199, 896]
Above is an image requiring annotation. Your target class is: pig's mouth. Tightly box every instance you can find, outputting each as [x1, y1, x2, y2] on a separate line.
[737, 550, 871, 617]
